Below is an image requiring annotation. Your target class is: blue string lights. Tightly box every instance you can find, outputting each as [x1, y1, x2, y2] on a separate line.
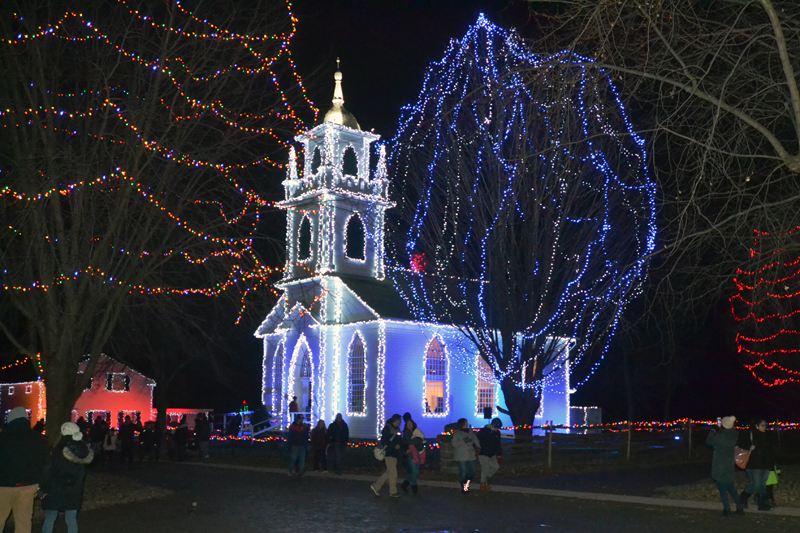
[388, 15, 657, 397]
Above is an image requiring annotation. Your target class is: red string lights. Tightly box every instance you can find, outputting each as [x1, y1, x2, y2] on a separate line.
[731, 228, 800, 386]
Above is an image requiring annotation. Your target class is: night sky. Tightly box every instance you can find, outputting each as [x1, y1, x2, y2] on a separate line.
[2, 1, 794, 423]
[176, 0, 798, 421]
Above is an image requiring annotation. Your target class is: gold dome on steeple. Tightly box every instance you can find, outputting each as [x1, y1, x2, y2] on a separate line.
[322, 58, 360, 130]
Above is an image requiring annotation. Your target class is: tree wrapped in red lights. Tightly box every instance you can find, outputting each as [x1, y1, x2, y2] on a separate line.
[0, 0, 315, 442]
[732, 228, 800, 386]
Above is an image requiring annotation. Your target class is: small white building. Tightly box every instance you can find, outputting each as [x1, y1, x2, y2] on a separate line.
[255, 67, 573, 438]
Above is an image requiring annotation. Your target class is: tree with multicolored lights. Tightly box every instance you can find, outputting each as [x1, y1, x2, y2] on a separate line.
[732, 228, 800, 387]
[389, 16, 656, 437]
[0, 0, 315, 443]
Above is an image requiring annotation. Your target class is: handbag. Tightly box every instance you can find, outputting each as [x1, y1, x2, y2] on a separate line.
[733, 431, 753, 469]
[767, 469, 779, 486]
[733, 446, 751, 469]
[373, 444, 386, 461]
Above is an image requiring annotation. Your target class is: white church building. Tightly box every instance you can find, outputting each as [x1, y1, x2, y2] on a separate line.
[255, 67, 573, 438]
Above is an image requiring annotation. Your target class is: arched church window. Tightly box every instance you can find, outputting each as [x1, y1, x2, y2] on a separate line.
[298, 215, 312, 260]
[476, 356, 495, 415]
[300, 352, 312, 378]
[345, 215, 365, 260]
[272, 343, 284, 413]
[347, 333, 366, 415]
[311, 147, 322, 173]
[342, 146, 358, 176]
[424, 337, 447, 415]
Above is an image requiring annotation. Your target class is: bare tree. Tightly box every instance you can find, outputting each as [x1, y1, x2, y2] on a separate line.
[0, 0, 314, 443]
[388, 18, 655, 437]
[528, 0, 800, 319]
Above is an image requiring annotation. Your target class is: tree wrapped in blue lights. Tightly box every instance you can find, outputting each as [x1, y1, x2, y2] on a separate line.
[389, 15, 656, 436]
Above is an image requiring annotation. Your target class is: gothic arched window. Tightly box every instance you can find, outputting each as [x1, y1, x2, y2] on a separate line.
[347, 333, 366, 415]
[272, 343, 284, 413]
[342, 146, 358, 176]
[345, 215, 365, 260]
[311, 147, 322, 173]
[298, 215, 312, 260]
[424, 337, 447, 415]
[476, 356, 495, 415]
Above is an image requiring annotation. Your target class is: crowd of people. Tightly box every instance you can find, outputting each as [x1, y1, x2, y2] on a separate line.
[0, 409, 216, 533]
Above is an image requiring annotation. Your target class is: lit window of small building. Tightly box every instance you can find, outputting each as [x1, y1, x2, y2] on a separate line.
[424, 338, 447, 415]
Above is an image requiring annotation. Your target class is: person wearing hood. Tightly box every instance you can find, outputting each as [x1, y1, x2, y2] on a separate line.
[327, 413, 349, 476]
[706, 416, 744, 517]
[286, 414, 309, 476]
[451, 418, 480, 494]
[0, 406, 49, 533]
[477, 418, 503, 492]
[41, 422, 94, 533]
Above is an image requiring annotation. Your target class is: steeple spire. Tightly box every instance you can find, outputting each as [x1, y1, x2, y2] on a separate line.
[323, 58, 360, 130]
[332, 57, 344, 107]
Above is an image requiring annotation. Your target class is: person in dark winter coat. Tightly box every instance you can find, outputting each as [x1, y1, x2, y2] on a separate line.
[400, 413, 421, 494]
[310, 420, 328, 472]
[738, 418, 776, 511]
[118, 416, 141, 464]
[174, 416, 190, 462]
[477, 418, 503, 491]
[139, 422, 158, 462]
[706, 416, 744, 516]
[41, 422, 94, 533]
[327, 413, 349, 475]
[371, 414, 404, 498]
[0, 406, 49, 533]
[286, 414, 309, 475]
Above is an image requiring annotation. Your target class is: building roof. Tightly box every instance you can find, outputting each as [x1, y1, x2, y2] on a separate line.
[333, 274, 416, 321]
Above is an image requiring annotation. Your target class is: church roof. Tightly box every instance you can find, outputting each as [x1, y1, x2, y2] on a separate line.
[333, 274, 416, 321]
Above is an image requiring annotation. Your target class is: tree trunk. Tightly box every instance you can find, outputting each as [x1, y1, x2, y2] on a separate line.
[499, 376, 540, 443]
[43, 356, 81, 447]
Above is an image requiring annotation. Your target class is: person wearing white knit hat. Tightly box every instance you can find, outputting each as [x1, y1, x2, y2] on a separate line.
[707, 416, 744, 516]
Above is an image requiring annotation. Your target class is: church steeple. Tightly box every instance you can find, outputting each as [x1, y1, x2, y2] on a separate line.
[322, 59, 360, 130]
[278, 60, 392, 282]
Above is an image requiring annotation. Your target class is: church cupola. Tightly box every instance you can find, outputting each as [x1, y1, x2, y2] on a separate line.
[279, 61, 393, 282]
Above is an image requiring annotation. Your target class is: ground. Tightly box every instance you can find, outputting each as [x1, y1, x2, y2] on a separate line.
[9, 455, 799, 533]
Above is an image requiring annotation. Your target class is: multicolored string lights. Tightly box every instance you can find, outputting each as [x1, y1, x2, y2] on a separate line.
[1, 0, 318, 324]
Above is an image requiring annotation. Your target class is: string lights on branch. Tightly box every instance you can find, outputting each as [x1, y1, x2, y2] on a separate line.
[0, 0, 318, 326]
[387, 15, 656, 409]
[731, 228, 800, 386]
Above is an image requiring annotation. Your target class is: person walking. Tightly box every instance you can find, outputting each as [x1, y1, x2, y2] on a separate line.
[0, 406, 49, 533]
[451, 418, 480, 494]
[310, 420, 328, 472]
[477, 418, 503, 492]
[40, 422, 94, 533]
[286, 414, 309, 476]
[400, 413, 420, 494]
[288, 396, 299, 414]
[371, 414, 404, 498]
[739, 418, 776, 511]
[327, 413, 349, 475]
[706, 416, 744, 516]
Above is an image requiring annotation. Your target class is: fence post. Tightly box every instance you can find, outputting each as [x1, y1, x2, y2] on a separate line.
[626, 421, 632, 461]
[687, 420, 692, 457]
[547, 422, 553, 468]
